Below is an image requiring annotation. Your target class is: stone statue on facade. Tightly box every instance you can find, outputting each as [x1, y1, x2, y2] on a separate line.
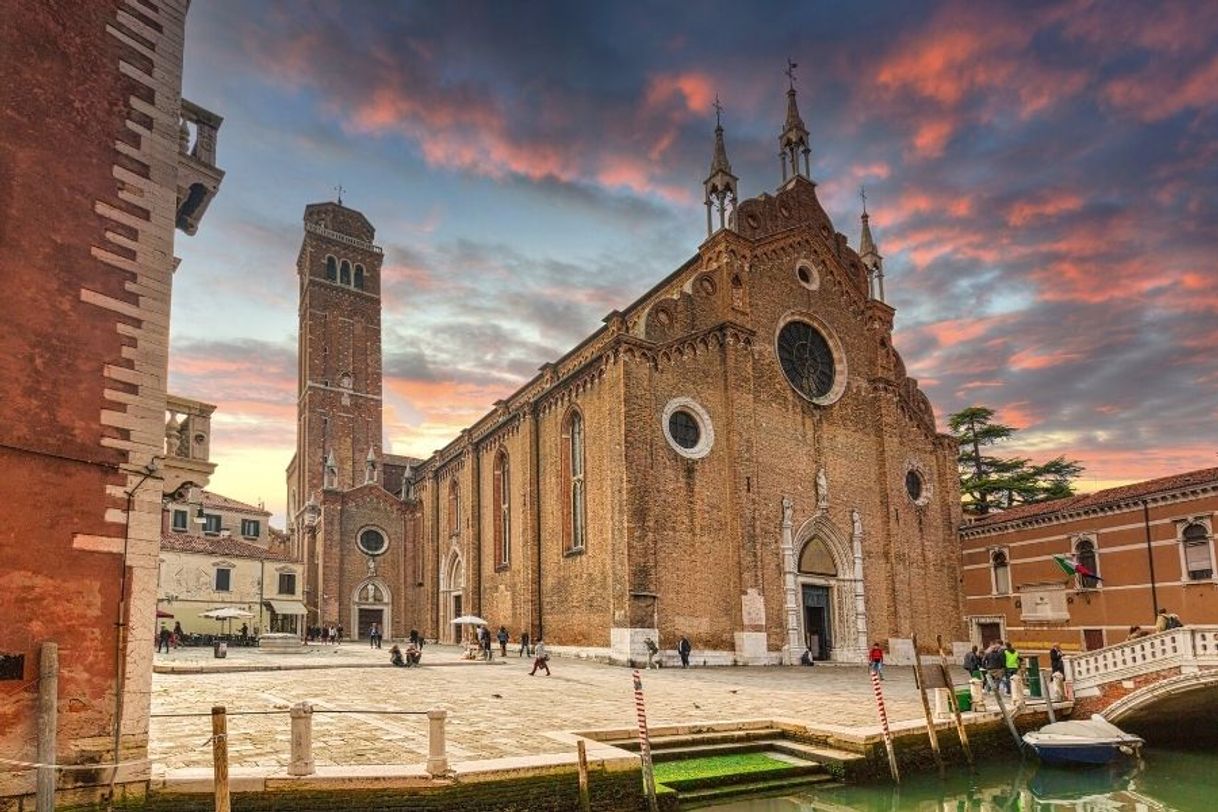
[852, 508, 863, 537]
[366, 556, 377, 577]
[782, 495, 793, 528]
[816, 468, 829, 511]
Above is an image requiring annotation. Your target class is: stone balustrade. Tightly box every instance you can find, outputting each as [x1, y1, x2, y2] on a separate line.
[1067, 626, 1218, 690]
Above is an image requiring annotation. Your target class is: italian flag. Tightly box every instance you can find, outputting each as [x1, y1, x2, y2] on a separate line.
[1053, 554, 1101, 582]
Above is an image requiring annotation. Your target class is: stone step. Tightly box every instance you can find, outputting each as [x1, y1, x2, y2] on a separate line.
[612, 728, 787, 752]
[647, 738, 864, 768]
[678, 774, 841, 807]
[659, 761, 828, 793]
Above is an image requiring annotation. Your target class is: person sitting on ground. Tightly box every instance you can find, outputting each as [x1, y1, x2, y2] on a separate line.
[389, 644, 406, 667]
[799, 647, 815, 666]
[405, 641, 421, 667]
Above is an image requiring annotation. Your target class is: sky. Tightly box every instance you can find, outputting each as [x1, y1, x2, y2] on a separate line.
[171, 0, 1218, 525]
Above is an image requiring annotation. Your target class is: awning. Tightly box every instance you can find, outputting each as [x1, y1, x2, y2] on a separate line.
[265, 600, 308, 615]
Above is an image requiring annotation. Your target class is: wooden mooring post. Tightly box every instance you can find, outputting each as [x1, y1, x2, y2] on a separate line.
[576, 739, 592, 812]
[909, 634, 944, 778]
[211, 706, 230, 812]
[869, 667, 900, 783]
[36, 642, 58, 812]
[936, 634, 974, 769]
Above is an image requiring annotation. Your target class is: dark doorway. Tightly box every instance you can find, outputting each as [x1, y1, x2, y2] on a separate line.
[802, 585, 832, 660]
[357, 608, 383, 640]
[1083, 628, 1106, 651]
[978, 622, 1002, 648]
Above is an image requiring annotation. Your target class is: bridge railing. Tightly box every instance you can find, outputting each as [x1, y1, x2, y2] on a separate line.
[1067, 626, 1218, 689]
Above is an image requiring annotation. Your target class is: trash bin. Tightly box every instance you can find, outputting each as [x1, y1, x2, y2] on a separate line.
[213, 641, 227, 659]
[1025, 656, 1042, 697]
[955, 687, 972, 712]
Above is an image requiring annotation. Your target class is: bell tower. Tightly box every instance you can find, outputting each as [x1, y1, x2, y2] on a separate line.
[289, 200, 386, 513]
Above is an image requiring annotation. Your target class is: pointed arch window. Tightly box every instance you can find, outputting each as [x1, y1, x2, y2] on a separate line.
[325, 256, 337, 282]
[339, 259, 351, 286]
[354, 264, 365, 290]
[562, 408, 586, 553]
[493, 450, 511, 568]
[448, 479, 461, 538]
[991, 549, 1011, 595]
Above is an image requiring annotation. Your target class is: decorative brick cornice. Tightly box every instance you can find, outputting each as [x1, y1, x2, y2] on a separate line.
[304, 222, 383, 254]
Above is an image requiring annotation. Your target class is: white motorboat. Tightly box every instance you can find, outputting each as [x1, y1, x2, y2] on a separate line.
[1023, 714, 1144, 766]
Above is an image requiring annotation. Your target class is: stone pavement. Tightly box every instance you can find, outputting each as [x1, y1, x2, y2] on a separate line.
[149, 645, 928, 769]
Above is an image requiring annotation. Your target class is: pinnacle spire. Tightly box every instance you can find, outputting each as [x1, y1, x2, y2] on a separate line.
[858, 187, 884, 302]
[779, 59, 811, 184]
[703, 95, 738, 238]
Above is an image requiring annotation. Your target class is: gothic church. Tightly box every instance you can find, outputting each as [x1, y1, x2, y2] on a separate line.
[289, 81, 964, 663]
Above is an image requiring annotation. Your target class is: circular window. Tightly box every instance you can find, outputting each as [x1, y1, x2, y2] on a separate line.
[668, 411, 700, 449]
[698, 275, 716, 295]
[777, 320, 836, 401]
[796, 263, 818, 290]
[358, 528, 387, 556]
[661, 398, 714, 459]
[905, 470, 923, 502]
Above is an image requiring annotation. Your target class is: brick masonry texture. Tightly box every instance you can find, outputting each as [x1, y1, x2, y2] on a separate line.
[398, 175, 964, 657]
[1, 0, 195, 803]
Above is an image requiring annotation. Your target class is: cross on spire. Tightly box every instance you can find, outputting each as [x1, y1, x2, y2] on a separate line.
[713, 94, 724, 128]
[334, 184, 346, 205]
[860, 185, 868, 215]
[785, 58, 798, 90]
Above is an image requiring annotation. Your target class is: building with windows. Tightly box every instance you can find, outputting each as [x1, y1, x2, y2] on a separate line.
[0, 1, 221, 804]
[165, 489, 274, 547]
[157, 532, 302, 637]
[960, 467, 1218, 654]
[287, 80, 965, 664]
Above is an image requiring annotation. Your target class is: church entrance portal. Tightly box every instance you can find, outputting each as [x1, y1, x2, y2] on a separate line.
[440, 549, 464, 644]
[802, 585, 832, 660]
[351, 580, 391, 641]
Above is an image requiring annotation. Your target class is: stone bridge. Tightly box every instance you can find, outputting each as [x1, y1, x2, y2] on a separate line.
[1066, 626, 1218, 742]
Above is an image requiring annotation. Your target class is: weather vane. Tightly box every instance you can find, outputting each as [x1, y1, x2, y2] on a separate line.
[785, 58, 798, 89]
[334, 184, 346, 205]
[860, 185, 868, 215]
[713, 94, 724, 127]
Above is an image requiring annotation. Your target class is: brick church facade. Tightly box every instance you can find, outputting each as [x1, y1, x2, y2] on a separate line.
[290, 82, 964, 665]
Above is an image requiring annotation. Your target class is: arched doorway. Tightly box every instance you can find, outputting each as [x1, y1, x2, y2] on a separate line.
[439, 548, 464, 644]
[789, 515, 864, 662]
[351, 579, 391, 642]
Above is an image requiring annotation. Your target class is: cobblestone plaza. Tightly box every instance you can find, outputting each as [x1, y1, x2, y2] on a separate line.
[150, 646, 928, 770]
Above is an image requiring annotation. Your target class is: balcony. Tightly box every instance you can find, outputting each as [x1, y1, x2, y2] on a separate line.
[163, 393, 218, 496]
[175, 99, 225, 235]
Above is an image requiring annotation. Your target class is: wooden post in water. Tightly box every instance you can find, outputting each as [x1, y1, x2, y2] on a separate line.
[632, 670, 659, 812]
[910, 634, 944, 778]
[576, 739, 592, 812]
[36, 643, 58, 812]
[211, 706, 230, 812]
[936, 634, 974, 769]
[986, 673, 1024, 754]
[869, 668, 901, 783]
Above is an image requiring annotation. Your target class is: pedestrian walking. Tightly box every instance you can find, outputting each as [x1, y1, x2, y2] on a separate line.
[529, 639, 551, 676]
[480, 625, 492, 661]
[962, 645, 981, 678]
[981, 642, 1005, 693]
[644, 637, 659, 669]
[519, 630, 531, 657]
[1049, 643, 1065, 675]
[677, 635, 692, 668]
[1003, 641, 1020, 694]
[336, 623, 344, 644]
[497, 626, 509, 658]
[157, 623, 171, 653]
[868, 641, 885, 680]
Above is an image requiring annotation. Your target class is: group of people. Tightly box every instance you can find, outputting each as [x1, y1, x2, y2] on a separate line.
[306, 624, 343, 644]
[155, 621, 186, 652]
[389, 640, 422, 667]
[368, 622, 383, 649]
[643, 635, 694, 668]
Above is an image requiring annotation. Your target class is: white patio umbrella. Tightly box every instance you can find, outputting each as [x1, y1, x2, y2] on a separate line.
[450, 615, 487, 626]
[200, 607, 255, 636]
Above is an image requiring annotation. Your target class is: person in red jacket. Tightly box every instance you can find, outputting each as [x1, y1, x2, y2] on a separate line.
[868, 641, 885, 680]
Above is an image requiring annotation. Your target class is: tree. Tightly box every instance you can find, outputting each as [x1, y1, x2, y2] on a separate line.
[948, 406, 1084, 516]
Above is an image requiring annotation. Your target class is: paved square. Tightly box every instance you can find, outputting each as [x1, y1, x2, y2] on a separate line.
[149, 646, 928, 769]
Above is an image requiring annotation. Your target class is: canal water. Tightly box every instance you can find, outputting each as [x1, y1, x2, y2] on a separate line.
[710, 748, 1218, 810]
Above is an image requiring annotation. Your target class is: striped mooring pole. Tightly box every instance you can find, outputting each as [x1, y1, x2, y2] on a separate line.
[632, 669, 659, 812]
[870, 668, 901, 783]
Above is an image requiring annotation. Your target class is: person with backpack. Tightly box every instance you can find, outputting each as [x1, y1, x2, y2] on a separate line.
[1155, 608, 1183, 632]
[962, 645, 981, 678]
[981, 642, 1006, 693]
